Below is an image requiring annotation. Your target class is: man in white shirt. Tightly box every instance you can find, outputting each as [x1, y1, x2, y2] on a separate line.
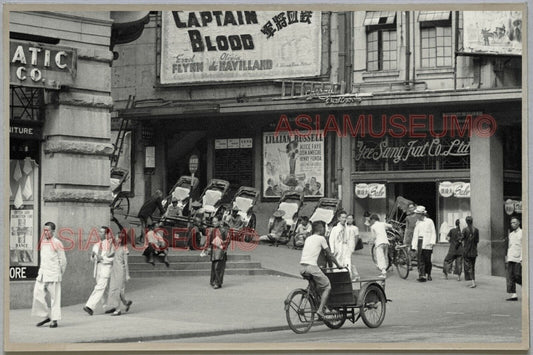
[411, 206, 437, 282]
[32, 222, 67, 328]
[346, 215, 360, 280]
[368, 214, 392, 278]
[300, 221, 342, 318]
[506, 217, 522, 301]
[329, 211, 350, 271]
[84, 226, 115, 315]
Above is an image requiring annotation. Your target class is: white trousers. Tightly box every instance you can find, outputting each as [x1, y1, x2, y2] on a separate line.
[85, 273, 111, 310]
[32, 280, 61, 321]
[375, 243, 389, 273]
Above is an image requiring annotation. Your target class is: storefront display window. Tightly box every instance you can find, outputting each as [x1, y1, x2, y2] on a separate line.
[437, 181, 471, 243]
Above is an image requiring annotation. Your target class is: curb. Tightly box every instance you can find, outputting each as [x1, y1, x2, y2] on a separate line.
[86, 325, 291, 343]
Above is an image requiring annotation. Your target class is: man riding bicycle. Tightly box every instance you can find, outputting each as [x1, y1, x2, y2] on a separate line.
[299, 220, 342, 319]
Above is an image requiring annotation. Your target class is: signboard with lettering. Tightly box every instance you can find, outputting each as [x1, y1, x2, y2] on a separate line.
[462, 11, 522, 55]
[355, 183, 386, 199]
[9, 121, 43, 140]
[160, 11, 321, 84]
[439, 181, 470, 198]
[10, 40, 77, 89]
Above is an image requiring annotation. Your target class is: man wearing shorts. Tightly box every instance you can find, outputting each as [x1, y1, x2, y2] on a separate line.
[299, 221, 342, 318]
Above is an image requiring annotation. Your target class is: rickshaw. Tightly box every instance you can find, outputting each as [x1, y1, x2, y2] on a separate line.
[285, 268, 388, 334]
[221, 186, 259, 230]
[370, 196, 413, 279]
[309, 198, 342, 238]
[268, 190, 305, 245]
[110, 167, 130, 219]
[199, 179, 231, 227]
[162, 175, 200, 216]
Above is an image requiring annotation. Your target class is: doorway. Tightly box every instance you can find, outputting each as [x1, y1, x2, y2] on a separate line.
[395, 182, 437, 223]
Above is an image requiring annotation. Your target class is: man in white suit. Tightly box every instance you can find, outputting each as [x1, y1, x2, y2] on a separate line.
[83, 226, 115, 315]
[32, 221, 67, 328]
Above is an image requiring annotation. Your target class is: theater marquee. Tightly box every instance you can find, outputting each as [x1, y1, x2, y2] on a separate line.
[160, 11, 322, 84]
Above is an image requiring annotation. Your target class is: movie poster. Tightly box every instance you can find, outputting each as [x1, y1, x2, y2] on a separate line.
[9, 208, 34, 265]
[263, 132, 324, 198]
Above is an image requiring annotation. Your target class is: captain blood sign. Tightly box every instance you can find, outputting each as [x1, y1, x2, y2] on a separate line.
[10, 41, 77, 89]
[160, 11, 321, 83]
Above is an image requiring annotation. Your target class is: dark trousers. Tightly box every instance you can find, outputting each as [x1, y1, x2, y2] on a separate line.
[443, 253, 463, 276]
[464, 256, 476, 281]
[416, 239, 432, 277]
[506, 261, 522, 293]
[210, 258, 227, 287]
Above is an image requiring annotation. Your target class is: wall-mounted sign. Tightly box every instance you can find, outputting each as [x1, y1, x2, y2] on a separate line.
[10, 40, 77, 89]
[462, 11, 522, 55]
[263, 132, 324, 198]
[144, 146, 156, 169]
[439, 181, 470, 198]
[160, 11, 321, 84]
[354, 138, 470, 163]
[9, 121, 43, 140]
[355, 183, 386, 199]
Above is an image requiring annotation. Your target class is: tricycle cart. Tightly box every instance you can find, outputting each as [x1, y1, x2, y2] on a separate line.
[284, 269, 388, 334]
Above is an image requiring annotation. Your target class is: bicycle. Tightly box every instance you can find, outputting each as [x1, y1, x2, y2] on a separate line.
[284, 268, 387, 334]
[371, 229, 411, 279]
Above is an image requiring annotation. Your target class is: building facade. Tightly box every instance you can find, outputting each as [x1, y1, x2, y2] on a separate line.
[112, 10, 522, 277]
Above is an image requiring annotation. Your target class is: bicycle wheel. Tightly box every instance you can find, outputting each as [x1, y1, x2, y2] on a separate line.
[360, 285, 386, 328]
[112, 194, 130, 219]
[323, 307, 347, 329]
[285, 289, 315, 334]
[395, 246, 410, 279]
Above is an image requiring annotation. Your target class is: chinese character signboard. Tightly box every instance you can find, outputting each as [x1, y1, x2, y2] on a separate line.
[263, 132, 324, 198]
[462, 11, 522, 55]
[160, 11, 322, 83]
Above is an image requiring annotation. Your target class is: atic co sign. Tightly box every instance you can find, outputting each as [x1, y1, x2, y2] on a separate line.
[10, 41, 77, 89]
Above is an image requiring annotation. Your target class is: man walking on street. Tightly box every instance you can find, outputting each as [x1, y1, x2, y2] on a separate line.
[368, 214, 392, 278]
[505, 217, 522, 301]
[329, 211, 356, 278]
[346, 214, 361, 280]
[411, 206, 436, 282]
[443, 219, 464, 280]
[32, 222, 67, 328]
[462, 216, 479, 288]
[300, 221, 342, 318]
[84, 226, 115, 315]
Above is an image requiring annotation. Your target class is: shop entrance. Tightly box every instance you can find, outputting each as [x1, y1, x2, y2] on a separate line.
[395, 182, 437, 223]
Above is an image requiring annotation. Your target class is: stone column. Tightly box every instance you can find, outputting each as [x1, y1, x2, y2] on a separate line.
[470, 133, 504, 276]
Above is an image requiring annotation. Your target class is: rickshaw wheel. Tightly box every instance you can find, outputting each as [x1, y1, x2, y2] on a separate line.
[247, 213, 257, 230]
[395, 247, 410, 279]
[361, 285, 386, 328]
[323, 307, 346, 329]
[111, 194, 130, 219]
[285, 290, 315, 334]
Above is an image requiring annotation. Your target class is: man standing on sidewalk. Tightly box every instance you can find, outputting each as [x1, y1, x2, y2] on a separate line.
[443, 219, 464, 280]
[32, 222, 67, 328]
[462, 216, 479, 288]
[84, 226, 115, 315]
[368, 214, 392, 278]
[300, 221, 342, 318]
[411, 206, 436, 282]
[505, 217, 522, 301]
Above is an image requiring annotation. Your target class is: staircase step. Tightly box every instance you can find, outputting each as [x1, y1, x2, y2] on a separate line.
[128, 261, 262, 271]
[129, 268, 284, 277]
[128, 254, 251, 263]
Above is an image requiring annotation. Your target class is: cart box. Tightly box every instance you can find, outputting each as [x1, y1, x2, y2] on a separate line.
[324, 270, 355, 306]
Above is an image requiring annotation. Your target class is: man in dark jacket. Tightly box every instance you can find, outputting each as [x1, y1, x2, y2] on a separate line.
[442, 219, 464, 280]
[462, 216, 479, 288]
[137, 190, 165, 243]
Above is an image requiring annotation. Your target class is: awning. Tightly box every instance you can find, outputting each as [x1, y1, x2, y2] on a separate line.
[363, 11, 397, 26]
[418, 11, 451, 22]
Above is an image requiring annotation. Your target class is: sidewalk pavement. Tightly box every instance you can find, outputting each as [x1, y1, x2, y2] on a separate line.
[8, 243, 514, 345]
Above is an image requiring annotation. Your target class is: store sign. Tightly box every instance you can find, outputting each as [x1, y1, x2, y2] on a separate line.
[355, 183, 386, 199]
[354, 138, 469, 163]
[215, 138, 253, 149]
[439, 181, 470, 198]
[505, 199, 522, 215]
[160, 11, 321, 84]
[263, 131, 324, 198]
[10, 40, 77, 89]
[463, 11, 522, 55]
[9, 122, 42, 140]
